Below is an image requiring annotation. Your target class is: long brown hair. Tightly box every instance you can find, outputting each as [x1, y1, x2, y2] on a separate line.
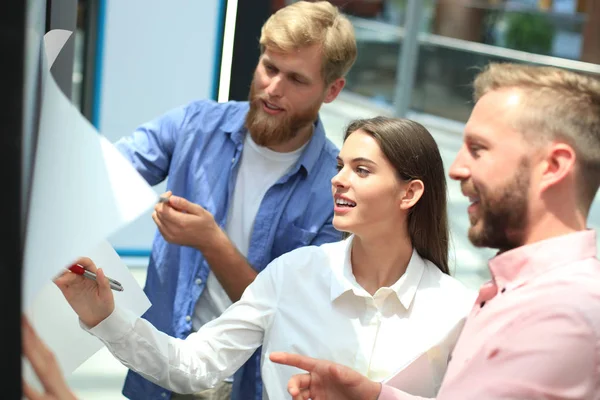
[343, 117, 450, 274]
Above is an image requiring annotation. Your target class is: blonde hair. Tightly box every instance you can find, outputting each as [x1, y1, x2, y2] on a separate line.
[259, 1, 357, 84]
[474, 62, 600, 208]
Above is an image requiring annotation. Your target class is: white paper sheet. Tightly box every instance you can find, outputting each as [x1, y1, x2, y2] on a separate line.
[42, 29, 72, 67]
[22, 30, 156, 392]
[23, 32, 158, 310]
[382, 351, 439, 398]
[23, 240, 151, 386]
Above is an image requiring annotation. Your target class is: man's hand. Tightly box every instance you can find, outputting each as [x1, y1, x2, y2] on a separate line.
[269, 352, 382, 400]
[22, 316, 78, 400]
[54, 257, 115, 328]
[153, 192, 219, 251]
[153, 191, 257, 302]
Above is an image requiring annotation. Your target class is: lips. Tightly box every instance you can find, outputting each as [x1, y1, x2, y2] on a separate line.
[335, 198, 356, 207]
[261, 99, 284, 115]
[263, 100, 283, 110]
[334, 194, 356, 208]
[465, 194, 481, 219]
[461, 183, 480, 206]
[468, 196, 480, 206]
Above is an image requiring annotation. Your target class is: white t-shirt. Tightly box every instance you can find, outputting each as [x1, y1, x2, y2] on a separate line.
[192, 133, 305, 331]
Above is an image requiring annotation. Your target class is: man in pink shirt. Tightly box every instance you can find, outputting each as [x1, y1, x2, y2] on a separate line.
[270, 63, 600, 399]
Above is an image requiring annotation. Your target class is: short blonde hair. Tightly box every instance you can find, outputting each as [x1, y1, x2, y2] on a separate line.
[259, 1, 357, 85]
[474, 62, 600, 208]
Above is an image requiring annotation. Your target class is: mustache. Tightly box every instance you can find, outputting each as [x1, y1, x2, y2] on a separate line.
[253, 97, 281, 109]
[460, 181, 478, 197]
[251, 93, 270, 103]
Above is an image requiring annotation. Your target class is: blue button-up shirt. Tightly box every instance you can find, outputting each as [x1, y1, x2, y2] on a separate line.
[116, 100, 342, 400]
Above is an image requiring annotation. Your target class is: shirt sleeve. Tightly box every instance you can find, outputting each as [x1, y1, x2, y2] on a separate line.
[435, 305, 599, 400]
[114, 103, 192, 186]
[84, 259, 281, 394]
[379, 385, 432, 400]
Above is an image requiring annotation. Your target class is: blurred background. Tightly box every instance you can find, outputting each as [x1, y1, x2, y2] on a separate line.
[70, 0, 600, 125]
[61, 0, 600, 398]
[277, 0, 600, 121]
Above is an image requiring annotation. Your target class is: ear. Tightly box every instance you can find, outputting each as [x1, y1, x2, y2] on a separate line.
[538, 142, 576, 193]
[399, 179, 425, 211]
[323, 78, 346, 103]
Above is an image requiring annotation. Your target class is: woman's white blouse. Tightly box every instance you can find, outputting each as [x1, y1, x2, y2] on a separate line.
[86, 237, 476, 399]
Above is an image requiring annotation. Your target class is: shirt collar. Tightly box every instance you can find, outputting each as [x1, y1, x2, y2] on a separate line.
[295, 117, 326, 175]
[330, 235, 426, 309]
[488, 230, 597, 291]
[222, 101, 249, 144]
[329, 235, 356, 301]
[226, 102, 328, 176]
[393, 250, 426, 309]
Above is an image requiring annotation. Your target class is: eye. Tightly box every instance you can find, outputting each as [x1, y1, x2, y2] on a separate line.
[356, 166, 370, 176]
[293, 77, 307, 85]
[336, 164, 343, 172]
[468, 144, 484, 158]
[265, 65, 277, 73]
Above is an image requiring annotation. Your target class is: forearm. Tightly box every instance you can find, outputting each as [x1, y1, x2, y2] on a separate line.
[197, 226, 258, 302]
[86, 307, 231, 394]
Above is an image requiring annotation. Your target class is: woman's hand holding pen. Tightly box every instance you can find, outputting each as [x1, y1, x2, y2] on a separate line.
[54, 257, 115, 328]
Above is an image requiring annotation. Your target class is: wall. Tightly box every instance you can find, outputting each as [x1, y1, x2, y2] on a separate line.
[94, 0, 224, 255]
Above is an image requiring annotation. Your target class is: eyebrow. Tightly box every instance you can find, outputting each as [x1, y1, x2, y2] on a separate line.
[262, 58, 312, 84]
[464, 129, 491, 145]
[336, 156, 378, 165]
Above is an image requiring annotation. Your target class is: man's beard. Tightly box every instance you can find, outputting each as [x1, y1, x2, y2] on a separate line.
[468, 159, 530, 251]
[244, 82, 320, 148]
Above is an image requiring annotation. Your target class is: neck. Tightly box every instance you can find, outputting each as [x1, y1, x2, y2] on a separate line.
[268, 123, 314, 153]
[522, 205, 587, 247]
[351, 229, 413, 296]
[523, 217, 587, 246]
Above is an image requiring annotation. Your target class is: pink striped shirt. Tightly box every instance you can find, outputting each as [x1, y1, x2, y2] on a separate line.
[381, 230, 600, 400]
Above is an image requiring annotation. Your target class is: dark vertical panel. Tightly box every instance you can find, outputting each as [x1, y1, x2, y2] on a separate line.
[81, 0, 100, 120]
[0, 0, 26, 398]
[47, 0, 77, 99]
[228, 0, 272, 101]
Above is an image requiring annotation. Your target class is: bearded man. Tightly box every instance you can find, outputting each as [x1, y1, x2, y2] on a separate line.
[113, 2, 357, 400]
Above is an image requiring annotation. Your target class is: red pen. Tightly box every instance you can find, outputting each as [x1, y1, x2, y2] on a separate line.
[67, 264, 124, 292]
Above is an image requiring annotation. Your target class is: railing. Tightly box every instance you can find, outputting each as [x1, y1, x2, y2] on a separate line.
[345, 16, 600, 122]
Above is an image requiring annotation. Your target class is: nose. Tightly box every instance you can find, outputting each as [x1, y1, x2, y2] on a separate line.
[448, 147, 470, 181]
[265, 75, 283, 98]
[331, 167, 349, 189]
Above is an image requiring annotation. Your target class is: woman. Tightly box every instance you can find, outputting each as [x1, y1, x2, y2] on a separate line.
[56, 117, 475, 399]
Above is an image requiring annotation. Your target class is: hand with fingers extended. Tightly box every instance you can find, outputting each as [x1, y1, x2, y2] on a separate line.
[54, 257, 115, 328]
[152, 191, 220, 250]
[269, 352, 382, 400]
[22, 316, 77, 400]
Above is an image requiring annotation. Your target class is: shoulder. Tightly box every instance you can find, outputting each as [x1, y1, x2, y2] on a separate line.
[417, 259, 478, 316]
[523, 259, 600, 337]
[500, 302, 599, 365]
[182, 99, 248, 115]
[424, 260, 477, 299]
[310, 117, 340, 172]
[302, 136, 339, 191]
[179, 100, 249, 131]
[265, 239, 347, 276]
[321, 137, 340, 161]
[315, 137, 340, 171]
